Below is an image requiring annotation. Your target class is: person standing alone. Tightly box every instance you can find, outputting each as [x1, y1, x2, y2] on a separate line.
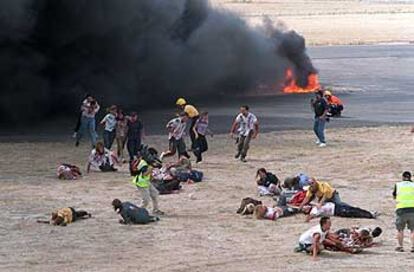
[311, 90, 329, 147]
[230, 105, 259, 163]
[393, 171, 414, 252]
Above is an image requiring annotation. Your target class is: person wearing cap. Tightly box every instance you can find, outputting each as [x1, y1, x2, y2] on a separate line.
[176, 98, 199, 151]
[112, 199, 159, 224]
[311, 90, 329, 147]
[229, 105, 259, 162]
[393, 171, 414, 252]
[126, 112, 144, 161]
[100, 105, 118, 149]
[160, 112, 190, 160]
[130, 153, 164, 215]
[298, 178, 343, 211]
[324, 89, 344, 117]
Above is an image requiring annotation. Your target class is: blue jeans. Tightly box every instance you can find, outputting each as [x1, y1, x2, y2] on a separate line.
[313, 117, 326, 143]
[77, 116, 97, 147]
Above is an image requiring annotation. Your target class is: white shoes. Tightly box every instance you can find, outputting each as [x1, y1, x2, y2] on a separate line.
[318, 143, 326, 147]
[159, 152, 165, 161]
[315, 140, 320, 145]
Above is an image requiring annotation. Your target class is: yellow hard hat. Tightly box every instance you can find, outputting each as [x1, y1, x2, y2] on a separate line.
[176, 98, 186, 106]
[324, 90, 332, 96]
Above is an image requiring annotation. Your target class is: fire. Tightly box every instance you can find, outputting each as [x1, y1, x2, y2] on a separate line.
[282, 68, 320, 93]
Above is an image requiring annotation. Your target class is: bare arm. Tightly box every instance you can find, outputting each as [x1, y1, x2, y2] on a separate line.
[299, 195, 311, 210]
[252, 122, 259, 138]
[229, 119, 238, 135]
[312, 234, 321, 260]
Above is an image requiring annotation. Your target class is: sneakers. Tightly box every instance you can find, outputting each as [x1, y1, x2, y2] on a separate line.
[371, 211, 379, 219]
[234, 152, 241, 159]
[395, 246, 404, 252]
[72, 132, 77, 138]
[315, 140, 320, 145]
[159, 152, 165, 161]
[240, 157, 247, 163]
[319, 143, 326, 147]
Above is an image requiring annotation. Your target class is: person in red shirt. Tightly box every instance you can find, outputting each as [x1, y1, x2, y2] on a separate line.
[324, 90, 344, 117]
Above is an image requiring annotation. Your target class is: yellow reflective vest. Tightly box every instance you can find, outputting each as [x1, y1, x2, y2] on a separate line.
[396, 181, 414, 210]
[131, 160, 151, 188]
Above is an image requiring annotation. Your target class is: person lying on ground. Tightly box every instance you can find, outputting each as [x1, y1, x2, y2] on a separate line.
[283, 173, 311, 191]
[298, 178, 344, 211]
[112, 199, 159, 224]
[254, 203, 299, 221]
[256, 168, 281, 196]
[237, 197, 262, 215]
[57, 163, 82, 180]
[334, 226, 383, 248]
[86, 141, 118, 173]
[37, 207, 91, 226]
[303, 202, 377, 221]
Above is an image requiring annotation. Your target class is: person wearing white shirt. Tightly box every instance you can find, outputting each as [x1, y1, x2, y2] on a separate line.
[229, 105, 259, 162]
[100, 105, 118, 149]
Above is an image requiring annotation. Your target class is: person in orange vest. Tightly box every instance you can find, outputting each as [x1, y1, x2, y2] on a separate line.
[324, 89, 344, 117]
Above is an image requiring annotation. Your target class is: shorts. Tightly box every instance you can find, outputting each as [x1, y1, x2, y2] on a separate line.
[396, 212, 414, 231]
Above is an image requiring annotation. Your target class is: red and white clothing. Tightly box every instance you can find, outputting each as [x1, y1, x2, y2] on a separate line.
[166, 117, 186, 140]
[88, 148, 117, 169]
[264, 207, 283, 221]
[299, 225, 328, 246]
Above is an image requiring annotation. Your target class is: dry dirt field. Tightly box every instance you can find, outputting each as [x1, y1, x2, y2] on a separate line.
[1, 125, 414, 271]
[211, 0, 414, 45]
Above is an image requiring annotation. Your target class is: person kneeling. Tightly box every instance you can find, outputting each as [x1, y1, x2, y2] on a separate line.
[112, 199, 159, 224]
[86, 141, 118, 173]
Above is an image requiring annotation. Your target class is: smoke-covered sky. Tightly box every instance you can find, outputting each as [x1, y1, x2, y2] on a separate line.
[0, 0, 315, 124]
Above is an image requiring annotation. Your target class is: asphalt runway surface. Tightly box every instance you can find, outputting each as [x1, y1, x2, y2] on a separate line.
[1, 44, 413, 140]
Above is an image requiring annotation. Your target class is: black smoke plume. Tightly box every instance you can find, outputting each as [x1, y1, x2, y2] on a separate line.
[0, 0, 316, 125]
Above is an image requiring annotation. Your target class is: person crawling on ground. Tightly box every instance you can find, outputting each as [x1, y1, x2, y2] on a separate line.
[256, 168, 281, 196]
[333, 226, 383, 248]
[112, 199, 159, 224]
[283, 173, 311, 191]
[57, 163, 82, 180]
[254, 203, 299, 221]
[303, 202, 377, 221]
[37, 207, 91, 226]
[86, 141, 118, 173]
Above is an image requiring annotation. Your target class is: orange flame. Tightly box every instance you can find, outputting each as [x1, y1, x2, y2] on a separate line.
[282, 68, 320, 93]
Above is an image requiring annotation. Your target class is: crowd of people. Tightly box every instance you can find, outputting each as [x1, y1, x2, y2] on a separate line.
[44, 89, 414, 262]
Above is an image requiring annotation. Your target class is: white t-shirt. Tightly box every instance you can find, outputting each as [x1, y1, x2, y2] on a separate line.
[88, 149, 113, 169]
[299, 225, 327, 245]
[102, 113, 117, 132]
[264, 207, 282, 220]
[166, 117, 186, 140]
[310, 202, 335, 217]
[235, 112, 258, 136]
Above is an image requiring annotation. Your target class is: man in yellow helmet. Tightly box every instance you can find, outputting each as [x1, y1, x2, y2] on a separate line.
[176, 98, 199, 150]
[393, 171, 414, 252]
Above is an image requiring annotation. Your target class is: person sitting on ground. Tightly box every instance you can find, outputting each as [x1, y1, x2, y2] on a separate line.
[112, 199, 159, 224]
[254, 203, 299, 221]
[283, 173, 311, 191]
[303, 202, 377, 222]
[324, 89, 344, 117]
[298, 178, 343, 211]
[57, 163, 82, 180]
[256, 168, 281, 196]
[37, 207, 91, 226]
[295, 216, 336, 260]
[86, 141, 118, 173]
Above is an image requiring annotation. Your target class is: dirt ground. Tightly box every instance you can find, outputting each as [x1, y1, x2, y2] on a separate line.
[211, 0, 414, 45]
[1, 125, 414, 271]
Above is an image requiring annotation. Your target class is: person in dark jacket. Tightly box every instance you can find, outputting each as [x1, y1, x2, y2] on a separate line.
[256, 168, 281, 196]
[112, 199, 159, 224]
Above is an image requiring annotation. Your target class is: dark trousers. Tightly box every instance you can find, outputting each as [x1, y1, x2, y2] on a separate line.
[189, 116, 199, 149]
[334, 203, 373, 219]
[103, 130, 116, 149]
[127, 139, 141, 161]
[237, 131, 253, 159]
[164, 138, 190, 159]
[193, 134, 208, 162]
[69, 207, 90, 222]
[329, 105, 344, 116]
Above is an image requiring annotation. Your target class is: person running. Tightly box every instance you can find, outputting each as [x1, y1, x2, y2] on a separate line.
[100, 105, 117, 149]
[176, 98, 199, 151]
[73, 93, 91, 138]
[304, 202, 377, 221]
[115, 109, 129, 162]
[311, 90, 329, 147]
[126, 112, 144, 161]
[393, 171, 414, 252]
[160, 112, 190, 160]
[298, 178, 343, 210]
[75, 95, 100, 147]
[130, 153, 164, 215]
[192, 111, 213, 163]
[86, 142, 118, 173]
[112, 199, 159, 224]
[324, 89, 344, 117]
[229, 105, 259, 162]
[295, 216, 333, 260]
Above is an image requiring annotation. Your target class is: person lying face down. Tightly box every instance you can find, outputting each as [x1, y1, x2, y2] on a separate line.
[112, 199, 159, 225]
[333, 226, 383, 248]
[254, 204, 299, 221]
[303, 202, 376, 222]
[41, 207, 91, 226]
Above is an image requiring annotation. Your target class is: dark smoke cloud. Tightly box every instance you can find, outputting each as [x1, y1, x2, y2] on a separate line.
[0, 0, 315, 125]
